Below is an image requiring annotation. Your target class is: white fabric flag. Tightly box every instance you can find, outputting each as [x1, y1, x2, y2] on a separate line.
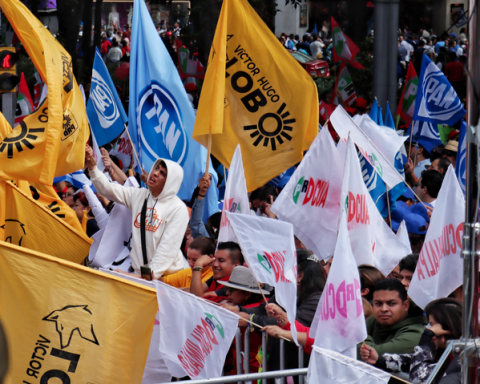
[340, 136, 411, 275]
[396, 220, 412, 254]
[90, 127, 106, 172]
[217, 144, 250, 243]
[308, 346, 390, 384]
[100, 270, 172, 384]
[331, 105, 404, 188]
[337, 137, 348, 169]
[408, 166, 465, 309]
[227, 212, 298, 344]
[154, 281, 238, 379]
[271, 128, 343, 259]
[90, 176, 139, 268]
[310, 215, 367, 358]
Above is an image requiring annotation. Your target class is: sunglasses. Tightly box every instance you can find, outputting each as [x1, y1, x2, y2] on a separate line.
[443, 150, 456, 157]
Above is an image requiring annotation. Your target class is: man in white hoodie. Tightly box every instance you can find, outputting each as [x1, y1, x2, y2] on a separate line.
[85, 144, 189, 279]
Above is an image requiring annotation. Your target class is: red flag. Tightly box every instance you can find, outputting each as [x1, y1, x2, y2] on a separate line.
[396, 62, 418, 125]
[319, 100, 335, 124]
[175, 40, 205, 80]
[32, 71, 44, 109]
[331, 17, 364, 69]
[14, 73, 34, 125]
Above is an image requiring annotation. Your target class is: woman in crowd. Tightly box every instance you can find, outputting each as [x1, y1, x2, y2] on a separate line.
[359, 298, 462, 383]
[73, 192, 100, 237]
[62, 185, 78, 209]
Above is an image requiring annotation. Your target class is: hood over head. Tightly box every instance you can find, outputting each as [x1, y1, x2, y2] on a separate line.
[148, 158, 184, 200]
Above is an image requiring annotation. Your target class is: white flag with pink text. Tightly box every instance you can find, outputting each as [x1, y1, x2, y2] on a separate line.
[227, 212, 298, 345]
[271, 128, 343, 259]
[340, 136, 411, 275]
[217, 144, 250, 243]
[154, 281, 238, 379]
[408, 166, 465, 309]
[309, 214, 366, 358]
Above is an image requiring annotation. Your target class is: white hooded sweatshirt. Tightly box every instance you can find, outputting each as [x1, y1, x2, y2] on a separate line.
[90, 159, 189, 278]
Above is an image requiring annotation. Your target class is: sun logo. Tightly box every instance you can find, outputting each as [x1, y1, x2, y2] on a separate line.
[62, 110, 78, 141]
[0, 121, 45, 158]
[244, 103, 295, 151]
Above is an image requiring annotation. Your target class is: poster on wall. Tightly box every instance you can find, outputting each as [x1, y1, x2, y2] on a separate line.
[451, 3, 468, 27]
[299, 4, 307, 28]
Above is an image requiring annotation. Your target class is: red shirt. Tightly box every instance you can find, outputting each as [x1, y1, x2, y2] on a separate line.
[100, 40, 112, 54]
[445, 61, 464, 82]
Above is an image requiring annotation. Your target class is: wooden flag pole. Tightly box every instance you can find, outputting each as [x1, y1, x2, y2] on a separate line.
[386, 187, 393, 230]
[123, 123, 143, 172]
[204, 132, 212, 178]
[257, 282, 270, 307]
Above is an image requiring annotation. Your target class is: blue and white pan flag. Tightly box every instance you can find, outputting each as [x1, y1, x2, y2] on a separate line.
[405, 120, 442, 154]
[413, 54, 466, 126]
[54, 170, 96, 192]
[87, 48, 128, 147]
[129, 0, 213, 201]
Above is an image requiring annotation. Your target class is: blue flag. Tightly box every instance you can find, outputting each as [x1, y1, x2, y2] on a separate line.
[378, 106, 384, 126]
[313, 23, 318, 35]
[455, 120, 466, 194]
[369, 98, 379, 124]
[384, 102, 395, 129]
[87, 48, 128, 147]
[129, 0, 218, 212]
[413, 54, 466, 126]
[54, 170, 97, 193]
[405, 120, 442, 154]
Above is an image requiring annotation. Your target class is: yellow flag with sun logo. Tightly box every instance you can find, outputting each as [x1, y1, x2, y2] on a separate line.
[0, 0, 89, 185]
[193, 0, 318, 192]
[0, 241, 157, 384]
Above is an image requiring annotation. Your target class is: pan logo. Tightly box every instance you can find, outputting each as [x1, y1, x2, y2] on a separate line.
[90, 68, 120, 129]
[138, 81, 188, 166]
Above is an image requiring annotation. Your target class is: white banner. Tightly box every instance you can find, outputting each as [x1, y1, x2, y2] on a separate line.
[396, 220, 412, 254]
[408, 166, 465, 309]
[154, 281, 238, 379]
[217, 144, 250, 243]
[310, 214, 366, 357]
[331, 105, 404, 188]
[271, 128, 343, 259]
[308, 346, 390, 384]
[227, 212, 298, 344]
[340, 136, 411, 275]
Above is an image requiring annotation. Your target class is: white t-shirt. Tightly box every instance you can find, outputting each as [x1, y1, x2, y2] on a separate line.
[401, 41, 414, 61]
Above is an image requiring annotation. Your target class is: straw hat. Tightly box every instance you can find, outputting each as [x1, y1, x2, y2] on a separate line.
[222, 266, 270, 295]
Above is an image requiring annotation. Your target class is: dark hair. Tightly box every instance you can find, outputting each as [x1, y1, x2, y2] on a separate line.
[425, 298, 462, 340]
[409, 233, 426, 253]
[359, 265, 386, 302]
[217, 241, 244, 265]
[399, 253, 419, 273]
[189, 236, 215, 256]
[420, 169, 444, 198]
[297, 255, 326, 305]
[373, 278, 408, 302]
[417, 143, 431, 159]
[249, 184, 278, 203]
[112, 39, 119, 47]
[73, 192, 94, 218]
[433, 157, 451, 174]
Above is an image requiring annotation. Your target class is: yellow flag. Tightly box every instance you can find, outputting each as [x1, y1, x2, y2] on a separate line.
[0, 111, 12, 141]
[0, 0, 89, 184]
[193, 0, 319, 191]
[0, 241, 157, 384]
[0, 181, 92, 263]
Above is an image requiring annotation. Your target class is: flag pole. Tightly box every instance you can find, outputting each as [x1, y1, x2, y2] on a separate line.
[407, 124, 414, 159]
[123, 123, 143, 171]
[204, 131, 212, 178]
[256, 282, 270, 307]
[385, 188, 393, 230]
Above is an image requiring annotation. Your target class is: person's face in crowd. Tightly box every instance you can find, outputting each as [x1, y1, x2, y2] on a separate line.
[405, 142, 418, 161]
[429, 158, 442, 173]
[62, 187, 76, 209]
[415, 178, 428, 201]
[186, 248, 203, 269]
[147, 163, 168, 197]
[388, 264, 402, 280]
[73, 200, 89, 222]
[443, 150, 457, 165]
[212, 249, 238, 280]
[429, 315, 449, 349]
[226, 287, 251, 306]
[322, 257, 333, 276]
[399, 269, 414, 290]
[372, 290, 410, 328]
[297, 271, 304, 287]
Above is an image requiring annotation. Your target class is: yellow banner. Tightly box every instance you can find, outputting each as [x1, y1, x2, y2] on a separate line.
[0, 111, 11, 140]
[193, 0, 318, 191]
[0, 0, 89, 184]
[0, 181, 91, 263]
[0, 241, 157, 384]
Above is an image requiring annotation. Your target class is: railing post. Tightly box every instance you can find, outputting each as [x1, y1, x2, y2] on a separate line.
[244, 327, 252, 384]
[275, 339, 285, 384]
[262, 331, 267, 374]
[298, 346, 304, 384]
[235, 328, 243, 384]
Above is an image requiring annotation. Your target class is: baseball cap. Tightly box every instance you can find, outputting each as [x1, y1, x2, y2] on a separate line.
[184, 83, 197, 93]
[391, 201, 410, 230]
[354, 97, 367, 109]
[404, 213, 427, 235]
[410, 202, 431, 223]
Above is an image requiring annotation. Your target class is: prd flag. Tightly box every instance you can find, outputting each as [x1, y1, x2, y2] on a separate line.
[413, 53, 466, 127]
[408, 167, 465, 309]
[331, 17, 364, 69]
[308, 346, 390, 384]
[333, 64, 357, 106]
[271, 128, 343, 259]
[332, 106, 404, 188]
[340, 136, 411, 275]
[455, 120, 466, 194]
[397, 62, 418, 125]
[154, 280, 238, 379]
[227, 212, 298, 344]
[129, 0, 215, 202]
[193, 0, 319, 192]
[176, 40, 206, 80]
[319, 100, 334, 123]
[87, 48, 128, 147]
[0, 0, 89, 184]
[0, 181, 92, 264]
[309, 215, 367, 358]
[0, 241, 157, 384]
[14, 73, 34, 126]
[217, 144, 250, 243]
